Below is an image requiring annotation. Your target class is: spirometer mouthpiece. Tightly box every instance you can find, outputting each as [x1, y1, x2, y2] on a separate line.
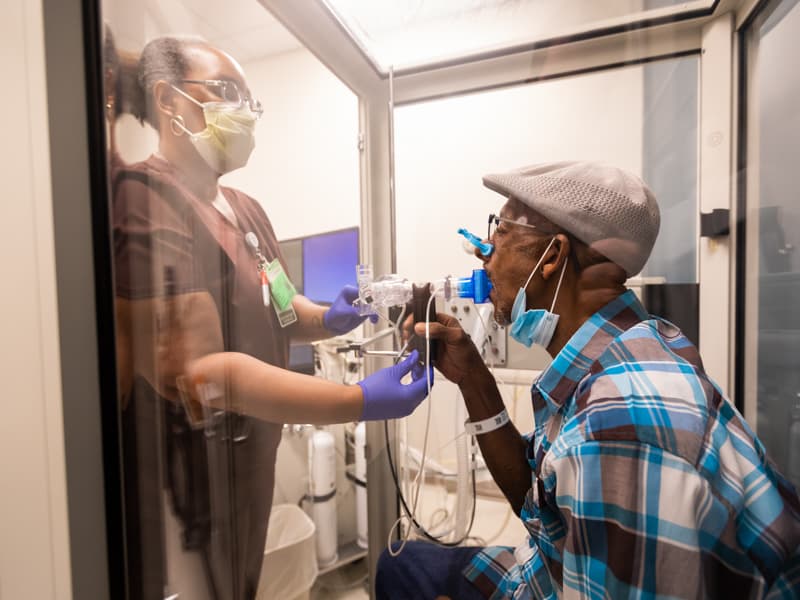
[455, 269, 493, 304]
[458, 228, 493, 257]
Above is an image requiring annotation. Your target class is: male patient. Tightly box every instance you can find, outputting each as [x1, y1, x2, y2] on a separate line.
[378, 161, 800, 599]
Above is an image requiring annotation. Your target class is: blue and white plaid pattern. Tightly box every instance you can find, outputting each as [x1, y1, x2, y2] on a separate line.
[465, 290, 800, 599]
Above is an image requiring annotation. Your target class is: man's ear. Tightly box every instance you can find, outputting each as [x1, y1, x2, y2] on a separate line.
[152, 80, 177, 119]
[541, 233, 570, 280]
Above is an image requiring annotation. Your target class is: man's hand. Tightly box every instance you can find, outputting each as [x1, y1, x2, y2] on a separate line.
[411, 313, 487, 386]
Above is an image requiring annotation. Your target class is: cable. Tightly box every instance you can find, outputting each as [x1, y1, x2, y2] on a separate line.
[371, 289, 491, 556]
[384, 419, 477, 548]
[385, 292, 477, 552]
[388, 293, 437, 555]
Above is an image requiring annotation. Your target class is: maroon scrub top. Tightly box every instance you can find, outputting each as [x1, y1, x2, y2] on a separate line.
[113, 154, 291, 599]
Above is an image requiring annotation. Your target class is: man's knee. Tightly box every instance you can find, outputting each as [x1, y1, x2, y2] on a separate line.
[376, 542, 414, 585]
[375, 541, 485, 600]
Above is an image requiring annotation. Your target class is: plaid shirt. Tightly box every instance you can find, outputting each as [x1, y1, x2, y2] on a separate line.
[465, 290, 800, 599]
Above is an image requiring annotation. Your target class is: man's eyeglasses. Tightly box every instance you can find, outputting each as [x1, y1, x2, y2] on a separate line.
[487, 213, 539, 240]
[178, 79, 263, 117]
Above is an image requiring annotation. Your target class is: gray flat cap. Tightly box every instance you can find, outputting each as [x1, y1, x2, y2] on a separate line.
[483, 161, 660, 276]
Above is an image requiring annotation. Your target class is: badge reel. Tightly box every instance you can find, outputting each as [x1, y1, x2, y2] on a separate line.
[246, 232, 298, 327]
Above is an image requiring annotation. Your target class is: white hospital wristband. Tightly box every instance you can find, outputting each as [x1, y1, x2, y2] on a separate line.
[464, 408, 509, 436]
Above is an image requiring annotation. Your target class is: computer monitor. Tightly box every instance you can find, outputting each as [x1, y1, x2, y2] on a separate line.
[302, 227, 359, 305]
[278, 237, 304, 295]
[279, 227, 360, 373]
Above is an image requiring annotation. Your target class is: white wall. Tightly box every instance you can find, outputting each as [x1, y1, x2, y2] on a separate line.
[222, 49, 361, 240]
[0, 0, 72, 598]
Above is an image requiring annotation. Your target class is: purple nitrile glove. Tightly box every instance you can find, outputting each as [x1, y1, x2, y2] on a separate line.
[323, 284, 379, 335]
[357, 350, 434, 421]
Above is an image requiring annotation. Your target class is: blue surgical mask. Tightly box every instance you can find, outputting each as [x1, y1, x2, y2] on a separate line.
[509, 238, 568, 348]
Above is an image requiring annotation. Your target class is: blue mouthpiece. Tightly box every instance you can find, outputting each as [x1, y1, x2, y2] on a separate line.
[456, 269, 493, 303]
[458, 228, 494, 257]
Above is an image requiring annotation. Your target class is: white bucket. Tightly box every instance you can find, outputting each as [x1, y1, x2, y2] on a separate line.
[257, 504, 318, 600]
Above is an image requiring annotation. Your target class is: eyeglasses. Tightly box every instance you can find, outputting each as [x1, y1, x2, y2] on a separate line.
[487, 213, 539, 240]
[178, 79, 263, 117]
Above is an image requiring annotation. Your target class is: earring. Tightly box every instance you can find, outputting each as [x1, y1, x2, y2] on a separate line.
[170, 115, 186, 136]
[105, 96, 114, 111]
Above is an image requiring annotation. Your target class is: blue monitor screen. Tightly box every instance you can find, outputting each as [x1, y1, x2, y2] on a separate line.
[302, 228, 359, 304]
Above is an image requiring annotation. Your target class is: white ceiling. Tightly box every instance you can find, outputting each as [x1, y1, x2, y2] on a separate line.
[175, 0, 302, 63]
[107, 0, 302, 64]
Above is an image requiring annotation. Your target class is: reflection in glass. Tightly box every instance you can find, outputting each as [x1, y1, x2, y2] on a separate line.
[395, 55, 699, 353]
[112, 35, 288, 599]
[103, 11, 362, 595]
[323, 0, 714, 71]
[746, 0, 800, 488]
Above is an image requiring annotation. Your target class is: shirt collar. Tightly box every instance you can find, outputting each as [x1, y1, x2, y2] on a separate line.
[533, 289, 649, 414]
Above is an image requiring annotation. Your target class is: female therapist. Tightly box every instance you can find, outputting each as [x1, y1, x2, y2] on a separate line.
[113, 36, 429, 600]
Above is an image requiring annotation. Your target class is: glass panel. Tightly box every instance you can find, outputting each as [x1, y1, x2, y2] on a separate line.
[102, 1, 361, 597]
[395, 54, 698, 336]
[393, 55, 698, 533]
[744, 0, 800, 488]
[323, 0, 714, 71]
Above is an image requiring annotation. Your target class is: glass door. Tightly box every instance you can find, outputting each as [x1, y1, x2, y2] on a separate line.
[101, 1, 361, 597]
[741, 0, 800, 489]
[392, 52, 699, 545]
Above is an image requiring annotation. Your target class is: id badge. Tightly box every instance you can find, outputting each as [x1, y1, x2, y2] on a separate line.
[265, 259, 298, 327]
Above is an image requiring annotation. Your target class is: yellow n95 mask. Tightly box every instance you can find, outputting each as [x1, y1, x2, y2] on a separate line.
[171, 85, 257, 175]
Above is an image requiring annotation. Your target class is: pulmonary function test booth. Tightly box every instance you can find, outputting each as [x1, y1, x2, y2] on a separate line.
[3, 0, 799, 598]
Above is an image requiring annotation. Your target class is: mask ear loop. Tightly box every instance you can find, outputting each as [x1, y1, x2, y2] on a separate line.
[549, 254, 569, 313]
[169, 84, 205, 137]
[520, 236, 557, 294]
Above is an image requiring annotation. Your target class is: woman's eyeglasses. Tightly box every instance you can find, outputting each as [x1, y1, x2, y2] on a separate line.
[178, 79, 263, 117]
